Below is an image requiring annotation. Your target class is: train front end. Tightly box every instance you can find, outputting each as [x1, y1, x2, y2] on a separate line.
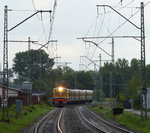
[53, 86, 69, 106]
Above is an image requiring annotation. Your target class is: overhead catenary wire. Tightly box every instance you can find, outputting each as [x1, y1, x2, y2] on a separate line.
[41, 13, 48, 42]
[37, 0, 58, 50]
[97, 1, 121, 15]
[97, 0, 136, 15]
[31, 0, 42, 20]
[90, 4, 141, 60]
[48, 0, 57, 42]
[31, 0, 52, 44]
[84, 1, 136, 61]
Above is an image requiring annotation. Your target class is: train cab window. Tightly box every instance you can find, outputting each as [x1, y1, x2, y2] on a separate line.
[54, 92, 67, 96]
[54, 92, 59, 96]
[61, 92, 67, 96]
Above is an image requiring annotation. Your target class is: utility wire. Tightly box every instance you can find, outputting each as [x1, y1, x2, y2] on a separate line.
[41, 13, 48, 41]
[48, 0, 57, 42]
[96, 0, 150, 45]
[97, 0, 136, 15]
[90, 8, 140, 60]
[145, 0, 150, 6]
[85, 0, 135, 60]
[31, 0, 42, 20]
[96, 13, 106, 42]
[31, 0, 50, 43]
[38, 0, 58, 50]
[84, 17, 99, 37]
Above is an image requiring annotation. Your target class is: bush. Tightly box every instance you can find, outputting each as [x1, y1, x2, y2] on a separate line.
[112, 107, 124, 115]
[23, 111, 28, 116]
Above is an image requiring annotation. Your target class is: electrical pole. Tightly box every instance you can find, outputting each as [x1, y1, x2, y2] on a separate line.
[28, 37, 31, 51]
[2, 5, 51, 121]
[99, 54, 103, 104]
[109, 38, 114, 99]
[2, 5, 9, 122]
[28, 37, 31, 105]
[96, 2, 147, 119]
[140, 2, 147, 120]
[78, 2, 147, 119]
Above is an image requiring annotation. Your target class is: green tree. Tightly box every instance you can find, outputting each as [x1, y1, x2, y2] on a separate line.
[12, 49, 54, 81]
[32, 79, 48, 93]
[130, 58, 141, 76]
[146, 64, 150, 87]
[75, 71, 94, 90]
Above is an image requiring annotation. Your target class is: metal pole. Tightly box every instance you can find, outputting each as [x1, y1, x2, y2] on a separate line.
[99, 54, 103, 104]
[28, 37, 32, 105]
[28, 37, 31, 51]
[140, 2, 147, 119]
[112, 38, 115, 98]
[2, 5, 9, 122]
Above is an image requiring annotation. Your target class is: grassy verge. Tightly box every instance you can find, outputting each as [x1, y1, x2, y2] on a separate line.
[90, 106, 150, 133]
[0, 104, 54, 133]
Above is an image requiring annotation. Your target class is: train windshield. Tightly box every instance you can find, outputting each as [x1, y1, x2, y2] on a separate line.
[54, 92, 67, 96]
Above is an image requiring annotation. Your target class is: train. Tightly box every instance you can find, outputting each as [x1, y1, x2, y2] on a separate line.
[52, 86, 93, 106]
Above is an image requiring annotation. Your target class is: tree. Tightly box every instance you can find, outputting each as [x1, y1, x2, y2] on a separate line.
[32, 80, 48, 93]
[130, 58, 141, 76]
[12, 49, 54, 81]
[146, 64, 150, 87]
[75, 71, 94, 90]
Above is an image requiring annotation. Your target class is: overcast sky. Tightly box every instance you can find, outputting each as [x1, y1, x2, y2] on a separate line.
[0, 0, 149, 71]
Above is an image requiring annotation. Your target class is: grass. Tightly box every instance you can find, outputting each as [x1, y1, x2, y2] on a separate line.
[90, 106, 150, 133]
[0, 104, 54, 133]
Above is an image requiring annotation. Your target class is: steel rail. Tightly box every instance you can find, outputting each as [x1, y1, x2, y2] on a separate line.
[76, 107, 106, 133]
[56, 108, 65, 133]
[34, 108, 57, 133]
[83, 107, 133, 133]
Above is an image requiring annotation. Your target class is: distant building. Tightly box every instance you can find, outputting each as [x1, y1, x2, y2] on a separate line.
[21, 81, 32, 93]
[11, 81, 32, 93]
[0, 85, 22, 98]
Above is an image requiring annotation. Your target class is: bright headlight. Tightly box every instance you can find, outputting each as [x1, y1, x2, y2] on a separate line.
[58, 86, 63, 92]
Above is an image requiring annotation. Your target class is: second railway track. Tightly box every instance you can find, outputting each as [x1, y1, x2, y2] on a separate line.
[77, 106, 134, 133]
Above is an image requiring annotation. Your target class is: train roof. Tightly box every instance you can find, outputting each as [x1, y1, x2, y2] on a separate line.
[68, 88, 93, 92]
[53, 87, 93, 92]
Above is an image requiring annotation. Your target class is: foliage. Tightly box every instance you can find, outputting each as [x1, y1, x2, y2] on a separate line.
[90, 106, 150, 133]
[116, 93, 126, 101]
[12, 49, 54, 81]
[32, 80, 48, 92]
[46, 66, 94, 90]
[99, 58, 141, 98]
[11, 53, 150, 108]
[0, 104, 54, 133]
[146, 64, 150, 87]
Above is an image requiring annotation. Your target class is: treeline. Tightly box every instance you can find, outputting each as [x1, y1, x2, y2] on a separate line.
[98, 58, 150, 108]
[11, 50, 150, 107]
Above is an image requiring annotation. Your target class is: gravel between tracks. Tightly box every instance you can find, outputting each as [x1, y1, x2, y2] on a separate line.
[62, 105, 96, 133]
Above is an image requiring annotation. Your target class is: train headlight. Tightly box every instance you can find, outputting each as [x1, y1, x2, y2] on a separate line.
[58, 86, 63, 92]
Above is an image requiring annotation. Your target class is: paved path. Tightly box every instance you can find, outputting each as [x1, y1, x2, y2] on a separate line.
[125, 109, 150, 116]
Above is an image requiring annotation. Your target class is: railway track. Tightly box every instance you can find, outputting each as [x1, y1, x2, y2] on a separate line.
[56, 108, 65, 133]
[34, 108, 65, 133]
[77, 106, 134, 133]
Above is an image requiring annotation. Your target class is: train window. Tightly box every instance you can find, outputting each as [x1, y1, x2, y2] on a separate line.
[54, 92, 67, 96]
[55, 92, 60, 95]
[61, 92, 67, 96]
